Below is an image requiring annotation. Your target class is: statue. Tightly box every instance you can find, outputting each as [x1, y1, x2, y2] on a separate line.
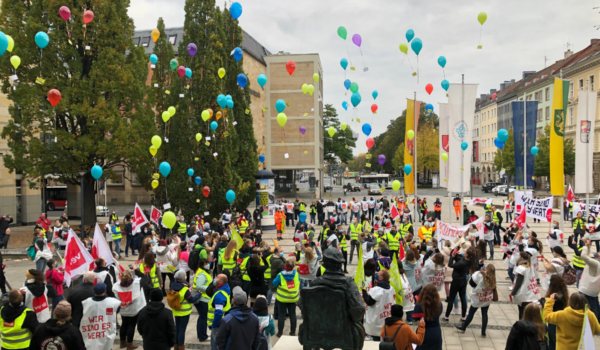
[298, 248, 365, 350]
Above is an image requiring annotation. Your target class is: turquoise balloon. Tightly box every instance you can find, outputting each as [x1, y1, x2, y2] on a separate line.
[257, 74, 267, 88]
[498, 129, 509, 143]
[340, 58, 348, 70]
[344, 79, 351, 90]
[441, 79, 449, 91]
[217, 94, 227, 108]
[531, 146, 539, 156]
[159, 162, 171, 178]
[91, 165, 103, 180]
[185, 68, 192, 78]
[150, 54, 158, 64]
[461, 142, 468, 151]
[226, 190, 236, 203]
[411, 38, 422, 55]
[187, 168, 194, 177]
[372, 91, 378, 100]
[351, 92, 361, 107]
[275, 99, 286, 113]
[0, 32, 7, 57]
[406, 29, 414, 42]
[404, 164, 412, 176]
[194, 176, 201, 185]
[35, 31, 49, 49]
[438, 56, 447, 68]
[210, 121, 218, 131]
[342, 101, 348, 110]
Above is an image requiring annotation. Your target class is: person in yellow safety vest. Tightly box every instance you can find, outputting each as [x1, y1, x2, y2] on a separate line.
[110, 211, 118, 224]
[419, 198, 428, 224]
[111, 221, 123, 259]
[177, 216, 188, 236]
[348, 217, 363, 265]
[299, 200, 306, 213]
[138, 254, 161, 289]
[309, 202, 317, 225]
[336, 225, 350, 273]
[238, 215, 249, 235]
[239, 254, 251, 298]
[192, 259, 213, 341]
[385, 228, 400, 260]
[0, 290, 39, 350]
[220, 241, 238, 274]
[572, 212, 586, 244]
[399, 221, 414, 240]
[208, 274, 232, 342]
[418, 222, 433, 243]
[272, 259, 300, 337]
[171, 270, 202, 348]
[568, 235, 587, 288]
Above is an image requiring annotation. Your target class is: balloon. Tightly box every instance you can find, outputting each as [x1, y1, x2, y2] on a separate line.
[492, 93, 497, 99]
[299, 212, 307, 223]
[328, 127, 336, 137]
[276, 99, 286, 113]
[187, 168, 194, 177]
[162, 211, 176, 229]
[208, 109, 214, 118]
[202, 186, 210, 198]
[187, 43, 197, 57]
[286, 60, 296, 75]
[302, 84, 308, 95]
[91, 165, 103, 180]
[425, 83, 433, 95]
[257, 74, 267, 88]
[352, 34, 362, 47]
[350, 82, 359, 93]
[152, 173, 159, 180]
[406, 29, 415, 42]
[0, 32, 7, 57]
[216, 111, 222, 120]
[344, 79, 351, 90]
[300, 126, 306, 135]
[59, 6, 71, 21]
[151, 29, 160, 43]
[340, 58, 348, 70]
[313, 73, 319, 83]
[194, 176, 201, 185]
[210, 121, 218, 131]
[307, 85, 314, 96]
[399, 43, 408, 54]
[494, 138, 505, 149]
[150, 54, 158, 64]
[337, 26, 347, 40]
[218, 67, 226, 79]
[378, 154, 386, 165]
[498, 129, 509, 143]
[404, 164, 412, 175]
[371, 104, 378, 114]
[151, 135, 162, 149]
[341, 123, 347, 131]
[232, 47, 243, 62]
[185, 68, 192, 78]
[195, 133, 202, 142]
[277, 113, 287, 127]
[438, 56, 447, 68]
[47, 89, 61, 106]
[230, 2, 243, 19]
[35, 32, 49, 49]
[478, 12, 487, 25]
[442, 153, 448, 162]
[149, 146, 157, 156]
[10, 56, 20, 69]
[226, 190, 236, 203]
[366, 138, 374, 149]
[426, 104, 434, 114]
[441, 79, 449, 91]
[411, 38, 423, 55]
[217, 95, 227, 108]
[151, 180, 159, 189]
[177, 66, 186, 78]
[6, 35, 13, 53]
[259, 154, 265, 163]
[83, 10, 94, 24]
[407, 130, 414, 141]
[161, 112, 170, 123]
[372, 91, 378, 100]
[170, 59, 178, 70]
[237, 73, 247, 88]
[531, 146, 539, 156]
[342, 101, 348, 111]
[166, 106, 174, 117]
[362, 123, 372, 136]
[159, 162, 171, 177]
[201, 110, 210, 121]
[461, 142, 468, 151]
[351, 92, 361, 107]
[392, 180, 401, 192]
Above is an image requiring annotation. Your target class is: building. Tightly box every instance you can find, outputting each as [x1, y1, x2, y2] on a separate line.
[472, 103, 481, 185]
[478, 94, 498, 183]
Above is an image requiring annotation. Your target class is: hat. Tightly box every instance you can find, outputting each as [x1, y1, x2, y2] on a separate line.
[380, 248, 390, 257]
[54, 301, 72, 319]
[26, 270, 35, 281]
[150, 289, 163, 302]
[174, 270, 186, 281]
[252, 295, 268, 316]
[204, 223, 210, 229]
[232, 286, 247, 305]
[94, 283, 107, 295]
[391, 304, 404, 318]
[159, 239, 167, 247]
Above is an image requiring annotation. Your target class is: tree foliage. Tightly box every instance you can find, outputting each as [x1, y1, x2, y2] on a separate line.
[324, 104, 356, 164]
[391, 143, 404, 172]
[416, 123, 439, 172]
[347, 154, 367, 172]
[534, 124, 575, 178]
[493, 129, 515, 182]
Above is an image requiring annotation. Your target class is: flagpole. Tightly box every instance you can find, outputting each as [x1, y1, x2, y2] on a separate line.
[523, 92, 527, 192]
[559, 70, 564, 231]
[586, 80, 590, 217]
[414, 92, 418, 226]
[460, 75, 464, 227]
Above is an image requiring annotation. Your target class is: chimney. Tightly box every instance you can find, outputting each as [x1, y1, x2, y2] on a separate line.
[522, 71, 536, 79]
[490, 89, 497, 95]
[564, 50, 573, 59]
[511, 79, 516, 84]
[480, 94, 487, 100]
[500, 83, 506, 90]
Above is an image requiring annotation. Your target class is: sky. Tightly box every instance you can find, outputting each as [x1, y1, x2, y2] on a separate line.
[128, 0, 599, 155]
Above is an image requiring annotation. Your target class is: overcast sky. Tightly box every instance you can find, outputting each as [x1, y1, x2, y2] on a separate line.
[129, 0, 598, 155]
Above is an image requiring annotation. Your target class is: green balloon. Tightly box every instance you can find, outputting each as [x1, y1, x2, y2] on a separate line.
[350, 82, 359, 93]
[170, 58, 178, 70]
[477, 12, 487, 25]
[337, 26, 347, 40]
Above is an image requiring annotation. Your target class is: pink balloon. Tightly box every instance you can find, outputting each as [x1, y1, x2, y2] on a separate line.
[59, 6, 71, 21]
[177, 66, 186, 78]
[299, 126, 306, 135]
[83, 10, 94, 24]
[352, 34, 362, 47]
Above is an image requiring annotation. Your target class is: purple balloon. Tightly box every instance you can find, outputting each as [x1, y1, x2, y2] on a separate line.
[378, 154, 386, 165]
[299, 126, 306, 135]
[187, 43, 197, 57]
[352, 34, 362, 47]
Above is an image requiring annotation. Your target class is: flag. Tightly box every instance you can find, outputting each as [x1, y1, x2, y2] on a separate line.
[150, 206, 162, 224]
[231, 227, 244, 249]
[398, 242, 405, 261]
[389, 254, 404, 305]
[575, 91, 597, 194]
[578, 305, 595, 350]
[90, 223, 114, 270]
[353, 244, 364, 290]
[515, 207, 527, 229]
[438, 102, 449, 188]
[550, 78, 569, 196]
[512, 101, 538, 189]
[63, 229, 94, 286]
[567, 184, 575, 202]
[390, 204, 399, 219]
[404, 99, 420, 194]
[132, 203, 149, 234]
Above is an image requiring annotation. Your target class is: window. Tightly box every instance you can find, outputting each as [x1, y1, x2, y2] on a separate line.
[537, 127, 543, 137]
[591, 75, 595, 91]
[545, 106, 550, 121]
[130, 172, 141, 186]
[579, 79, 584, 90]
[141, 37, 150, 47]
[545, 87, 550, 101]
[570, 82, 574, 98]
[569, 108, 574, 126]
[134, 37, 140, 46]
[107, 170, 124, 186]
[168, 35, 177, 45]
[534, 92, 539, 101]
[596, 132, 600, 151]
[526, 94, 532, 101]
[537, 108, 542, 122]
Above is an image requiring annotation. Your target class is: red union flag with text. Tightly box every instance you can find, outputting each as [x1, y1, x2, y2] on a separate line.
[132, 203, 149, 234]
[63, 229, 94, 286]
[150, 206, 162, 225]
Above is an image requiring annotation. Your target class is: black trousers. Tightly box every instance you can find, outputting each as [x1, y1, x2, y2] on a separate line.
[462, 306, 489, 335]
[0, 268, 6, 294]
[294, 209, 299, 220]
[445, 282, 467, 318]
[162, 272, 174, 294]
[518, 302, 532, 320]
[277, 301, 297, 335]
[349, 240, 360, 262]
[120, 315, 138, 342]
[342, 250, 348, 272]
[368, 208, 375, 220]
[286, 214, 294, 226]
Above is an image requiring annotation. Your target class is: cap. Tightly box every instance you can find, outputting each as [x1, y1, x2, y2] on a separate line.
[94, 283, 107, 295]
[232, 286, 247, 305]
[252, 295, 269, 316]
[174, 270, 186, 281]
[159, 239, 167, 247]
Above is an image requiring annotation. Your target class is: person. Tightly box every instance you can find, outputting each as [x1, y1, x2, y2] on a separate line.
[579, 239, 600, 321]
[154, 240, 174, 295]
[442, 246, 476, 321]
[272, 258, 299, 337]
[568, 234, 587, 288]
[348, 217, 362, 265]
[268, 247, 286, 318]
[316, 200, 324, 226]
[170, 269, 202, 349]
[221, 208, 232, 227]
[504, 198, 513, 221]
[92, 258, 115, 298]
[33, 229, 52, 273]
[215, 286, 261, 350]
[209, 274, 232, 349]
[253, 295, 276, 350]
[433, 198, 442, 220]
[511, 251, 541, 319]
[380, 304, 425, 350]
[420, 253, 446, 292]
[274, 208, 285, 241]
[308, 201, 316, 225]
[23, 269, 51, 323]
[113, 270, 146, 350]
[45, 259, 65, 316]
[483, 214, 495, 259]
[541, 246, 569, 281]
[403, 249, 423, 297]
[286, 200, 295, 226]
[542, 275, 569, 350]
[547, 221, 564, 253]
[79, 283, 121, 350]
[111, 221, 123, 259]
[137, 289, 176, 350]
[505, 303, 548, 350]
[191, 258, 212, 342]
[29, 300, 85, 350]
[177, 241, 191, 282]
[109, 210, 118, 224]
[455, 264, 496, 337]
[362, 270, 395, 341]
[36, 213, 51, 233]
[248, 254, 268, 305]
[124, 219, 137, 258]
[0, 215, 12, 246]
[0, 289, 39, 350]
[412, 284, 443, 350]
[544, 293, 600, 349]
[573, 212, 586, 243]
[67, 272, 95, 328]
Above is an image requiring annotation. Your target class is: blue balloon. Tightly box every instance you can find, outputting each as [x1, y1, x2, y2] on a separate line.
[0, 32, 7, 56]
[404, 164, 412, 176]
[187, 168, 194, 177]
[91, 165, 103, 180]
[159, 162, 171, 178]
[406, 29, 415, 42]
[494, 138, 505, 149]
[340, 58, 348, 70]
[226, 99, 234, 109]
[226, 94, 233, 102]
[498, 129, 509, 143]
[185, 68, 192, 78]
[275, 99, 286, 113]
[259, 154, 265, 163]
[150, 54, 158, 65]
[372, 91, 378, 100]
[342, 101, 348, 111]
[299, 212, 307, 223]
[438, 56, 447, 68]
[441, 79, 449, 91]
[426, 104, 434, 114]
[362, 123, 372, 136]
[211, 121, 218, 131]
[461, 142, 468, 151]
[35, 31, 49, 49]
[233, 47, 243, 62]
[257, 74, 267, 88]
[411, 38, 423, 55]
[344, 79, 351, 90]
[531, 146, 539, 156]
[194, 176, 202, 185]
[217, 94, 227, 108]
[237, 73, 247, 88]
[351, 92, 361, 107]
[230, 2, 242, 19]
[226, 190, 236, 203]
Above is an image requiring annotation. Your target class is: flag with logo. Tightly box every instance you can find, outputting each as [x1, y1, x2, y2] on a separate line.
[515, 207, 527, 228]
[390, 204, 400, 220]
[404, 99, 420, 194]
[63, 229, 94, 286]
[132, 203, 149, 234]
[90, 223, 114, 271]
[150, 206, 162, 225]
[389, 253, 404, 305]
[550, 78, 569, 196]
[354, 244, 364, 290]
[567, 184, 575, 202]
[231, 226, 244, 249]
[438, 102, 449, 188]
[575, 91, 597, 194]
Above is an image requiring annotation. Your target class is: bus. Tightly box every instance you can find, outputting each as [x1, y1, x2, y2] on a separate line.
[45, 186, 67, 211]
[358, 174, 394, 189]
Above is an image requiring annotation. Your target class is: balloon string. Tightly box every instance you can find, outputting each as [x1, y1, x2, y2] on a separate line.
[406, 55, 414, 73]
[165, 178, 169, 203]
[479, 26, 482, 45]
[39, 49, 43, 78]
[360, 48, 366, 69]
[417, 56, 420, 84]
[401, 55, 405, 66]
[345, 42, 353, 66]
[443, 68, 446, 80]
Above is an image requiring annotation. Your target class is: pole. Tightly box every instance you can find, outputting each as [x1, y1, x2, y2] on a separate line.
[559, 69, 564, 231]
[586, 80, 590, 218]
[413, 92, 418, 225]
[523, 93, 527, 192]
[80, 174, 84, 240]
[460, 75, 464, 226]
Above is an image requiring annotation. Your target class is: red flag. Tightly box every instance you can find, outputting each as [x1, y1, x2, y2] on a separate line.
[150, 206, 162, 225]
[132, 203, 149, 234]
[390, 204, 399, 219]
[63, 229, 94, 286]
[515, 208, 527, 228]
[567, 184, 575, 202]
[90, 224, 114, 270]
[398, 242, 405, 261]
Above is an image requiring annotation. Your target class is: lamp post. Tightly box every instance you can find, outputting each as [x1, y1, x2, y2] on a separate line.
[78, 170, 86, 240]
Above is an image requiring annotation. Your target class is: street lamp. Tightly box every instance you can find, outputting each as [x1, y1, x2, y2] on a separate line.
[78, 170, 86, 240]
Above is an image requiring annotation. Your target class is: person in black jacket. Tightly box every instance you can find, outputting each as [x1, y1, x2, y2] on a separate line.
[442, 247, 477, 321]
[0, 215, 12, 242]
[0, 290, 39, 347]
[29, 300, 85, 350]
[138, 289, 176, 350]
[316, 201, 324, 226]
[124, 220, 135, 258]
[66, 272, 95, 328]
[215, 286, 261, 350]
[92, 258, 115, 298]
[253, 206, 263, 230]
[505, 303, 547, 350]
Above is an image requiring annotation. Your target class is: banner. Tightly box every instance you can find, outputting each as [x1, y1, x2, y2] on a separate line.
[438, 102, 449, 188]
[516, 192, 554, 222]
[515, 209, 527, 228]
[132, 203, 149, 234]
[256, 179, 275, 218]
[389, 253, 404, 305]
[567, 184, 575, 202]
[404, 99, 420, 194]
[578, 306, 596, 350]
[447, 83, 479, 194]
[574, 203, 600, 218]
[468, 198, 492, 206]
[150, 206, 162, 225]
[575, 91, 597, 194]
[514, 190, 534, 214]
[436, 217, 484, 250]
[354, 244, 364, 290]
[63, 229, 94, 286]
[550, 78, 569, 196]
[512, 101, 538, 188]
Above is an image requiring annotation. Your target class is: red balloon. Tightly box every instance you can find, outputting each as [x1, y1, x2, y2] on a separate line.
[202, 186, 210, 198]
[366, 138, 374, 149]
[286, 60, 296, 76]
[177, 66, 186, 78]
[59, 6, 71, 21]
[48, 89, 61, 107]
[492, 93, 497, 99]
[371, 104, 378, 114]
[83, 10, 94, 24]
[425, 83, 433, 95]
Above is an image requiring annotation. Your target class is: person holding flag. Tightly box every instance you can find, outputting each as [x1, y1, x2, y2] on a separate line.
[544, 292, 600, 349]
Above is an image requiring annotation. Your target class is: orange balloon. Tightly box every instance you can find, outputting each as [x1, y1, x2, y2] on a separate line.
[151, 29, 160, 43]
[207, 108, 214, 118]
[216, 111, 222, 120]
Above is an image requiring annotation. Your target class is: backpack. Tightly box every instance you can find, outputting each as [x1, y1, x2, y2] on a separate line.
[26, 244, 37, 261]
[188, 247, 204, 272]
[229, 266, 243, 289]
[562, 263, 577, 285]
[166, 290, 182, 310]
[380, 323, 407, 350]
[256, 323, 270, 350]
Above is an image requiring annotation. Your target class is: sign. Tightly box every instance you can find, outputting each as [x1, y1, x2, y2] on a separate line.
[574, 203, 600, 218]
[516, 192, 554, 222]
[436, 217, 484, 250]
[468, 198, 492, 206]
[514, 191, 534, 214]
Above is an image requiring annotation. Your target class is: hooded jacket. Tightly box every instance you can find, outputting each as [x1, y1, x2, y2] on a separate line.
[137, 301, 176, 350]
[215, 305, 261, 350]
[156, 246, 176, 273]
[29, 318, 85, 350]
[544, 298, 600, 349]
[211, 283, 232, 328]
[272, 269, 297, 289]
[380, 318, 424, 350]
[505, 320, 543, 350]
[268, 255, 286, 292]
[0, 303, 38, 346]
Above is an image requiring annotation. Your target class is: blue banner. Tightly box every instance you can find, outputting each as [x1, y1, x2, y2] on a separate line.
[512, 101, 538, 188]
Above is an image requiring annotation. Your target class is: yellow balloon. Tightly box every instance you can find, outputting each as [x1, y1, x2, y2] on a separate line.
[308, 84, 315, 96]
[151, 135, 162, 149]
[328, 126, 335, 137]
[162, 211, 177, 229]
[151, 179, 159, 189]
[341, 123, 347, 131]
[151, 29, 160, 43]
[162, 111, 170, 122]
[392, 180, 401, 192]
[313, 73, 319, 83]
[218, 68, 226, 79]
[301, 84, 308, 95]
[10, 56, 20, 69]
[399, 43, 408, 54]
[208, 108, 214, 118]
[407, 130, 415, 140]
[201, 110, 210, 121]
[6, 35, 14, 53]
[152, 173, 160, 180]
[441, 153, 448, 162]
[168, 106, 176, 116]
[216, 111, 222, 120]
[277, 113, 287, 128]
[149, 146, 157, 156]
[196, 133, 202, 142]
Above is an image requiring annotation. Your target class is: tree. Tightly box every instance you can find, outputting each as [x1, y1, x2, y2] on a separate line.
[347, 154, 367, 172]
[416, 123, 439, 173]
[324, 104, 356, 164]
[391, 143, 404, 173]
[493, 129, 515, 183]
[534, 124, 575, 178]
[0, 0, 156, 227]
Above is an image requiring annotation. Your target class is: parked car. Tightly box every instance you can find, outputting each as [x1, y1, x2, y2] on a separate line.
[324, 183, 333, 191]
[482, 182, 501, 193]
[492, 185, 506, 196]
[367, 184, 383, 195]
[346, 183, 361, 192]
[96, 206, 109, 217]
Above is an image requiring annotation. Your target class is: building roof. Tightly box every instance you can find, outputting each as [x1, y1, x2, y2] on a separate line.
[133, 27, 272, 65]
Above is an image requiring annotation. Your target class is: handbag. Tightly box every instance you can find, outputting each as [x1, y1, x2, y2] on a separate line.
[492, 288, 498, 302]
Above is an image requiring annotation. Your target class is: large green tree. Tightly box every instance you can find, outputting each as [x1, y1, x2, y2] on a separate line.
[534, 124, 575, 178]
[493, 129, 515, 183]
[0, 0, 155, 227]
[324, 104, 356, 164]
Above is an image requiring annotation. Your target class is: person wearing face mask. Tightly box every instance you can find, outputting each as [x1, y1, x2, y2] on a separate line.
[418, 218, 433, 244]
[348, 217, 362, 265]
[362, 270, 395, 341]
[111, 221, 122, 259]
[546, 220, 564, 254]
[511, 251, 541, 320]
[191, 258, 213, 342]
[586, 214, 600, 253]
[572, 212, 586, 243]
[208, 274, 231, 348]
[483, 215, 494, 259]
[336, 225, 350, 273]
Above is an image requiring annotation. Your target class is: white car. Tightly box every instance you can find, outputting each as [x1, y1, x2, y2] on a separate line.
[96, 206, 109, 217]
[492, 185, 506, 196]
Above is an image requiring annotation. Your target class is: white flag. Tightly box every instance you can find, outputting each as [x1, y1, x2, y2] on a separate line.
[63, 229, 94, 286]
[90, 223, 114, 270]
[575, 91, 596, 194]
[438, 102, 449, 188]
[132, 203, 149, 234]
[578, 306, 596, 350]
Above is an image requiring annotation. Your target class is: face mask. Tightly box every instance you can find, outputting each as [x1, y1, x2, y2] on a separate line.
[553, 225, 558, 229]
[213, 279, 218, 286]
[279, 252, 284, 257]
[149, 240, 154, 244]
[426, 246, 431, 252]
[204, 264, 211, 270]
[524, 234, 530, 239]
[144, 229, 147, 233]
[339, 229, 344, 233]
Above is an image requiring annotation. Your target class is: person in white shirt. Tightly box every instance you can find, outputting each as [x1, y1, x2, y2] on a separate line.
[510, 251, 541, 319]
[455, 264, 496, 337]
[221, 208, 232, 227]
[361, 270, 396, 341]
[504, 200, 513, 221]
[547, 221, 564, 253]
[53, 220, 62, 251]
[361, 197, 369, 220]
[351, 198, 361, 222]
[339, 199, 349, 225]
[80, 282, 121, 350]
[579, 240, 600, 320]
[367, 197, 376, 221]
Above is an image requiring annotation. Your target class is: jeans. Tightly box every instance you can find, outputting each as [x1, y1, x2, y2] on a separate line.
[351, 212, 360, 222]
[114, 239, 121, 258]
[286, 214, 294, 227]
[506, 211, 513, 221]
[508, 266, 515, 282]
[369, 208, 375, 221]
[120, 314, 138, 342]
[493, 226, 500, 245]
[315, 247, 322, 260]
[277, 301, 297, 335]
[210, 325, 219, 350]
[486, 240, 494, 259]
[162, 273, 174, 294]
[462, 305, 489, 334]
[406, 311, 413, 322]
[36, 258, 47, 273]
[582, 293, 600, 321]
[518, 302, 531, 320]
[300, 279, 310, 290]
[318, 213, 324, 225]
[327, 212, 333, 220]
[548, 323, 557, 350]
[349, 240, 360, 263]
[175, 315, 190, 346]
[310, 214, 316, 224]
[267, 289, 273, 306]
[447, 282, 467, 317]
[453, 288, 469, 309]
[341, 213, 347, 225]
[51, 295, 65, 318]
[195, 301, 209, 341]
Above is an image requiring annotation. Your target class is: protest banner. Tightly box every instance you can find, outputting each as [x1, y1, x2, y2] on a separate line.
[436, 217, 484, 250]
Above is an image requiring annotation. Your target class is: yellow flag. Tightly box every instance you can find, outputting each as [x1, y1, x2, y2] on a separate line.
[404, 99, 420, 194]
[353, 244, 364, 290]
[550, 78, 569, 196]
[389, 256, 404, 305]
[231, 227, 244, 248]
